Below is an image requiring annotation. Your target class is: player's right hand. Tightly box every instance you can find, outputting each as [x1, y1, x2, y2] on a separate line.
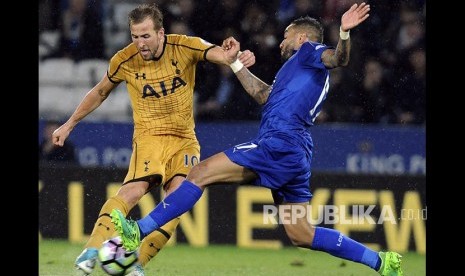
[221, 36, 239, 51]
[221, 36, 241, 63]
[52, 124, 71, 147]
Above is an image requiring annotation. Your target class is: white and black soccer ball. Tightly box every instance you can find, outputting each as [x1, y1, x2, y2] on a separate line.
[98, 236, 138, 275]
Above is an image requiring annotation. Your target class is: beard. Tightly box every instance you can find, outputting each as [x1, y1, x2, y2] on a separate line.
[140, 49, 155, 60]
[280, 49, 293, 62]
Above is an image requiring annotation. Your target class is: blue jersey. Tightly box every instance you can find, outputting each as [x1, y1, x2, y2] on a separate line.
[259, 41, 331, 141]
[224, 41, 331, 203]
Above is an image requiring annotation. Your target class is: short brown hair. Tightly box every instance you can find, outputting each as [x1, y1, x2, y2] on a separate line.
[128, 3, 163, 30]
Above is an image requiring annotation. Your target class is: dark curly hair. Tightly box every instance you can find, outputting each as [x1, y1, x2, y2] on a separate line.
[291, 16, 324, 43]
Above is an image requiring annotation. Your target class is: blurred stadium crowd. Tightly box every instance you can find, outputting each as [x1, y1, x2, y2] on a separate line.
[39, 0, 425, 125]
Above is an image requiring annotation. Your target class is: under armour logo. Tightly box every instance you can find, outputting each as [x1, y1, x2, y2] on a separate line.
[144, 161, 150, 172]
[149, 243, 161, 252]
[97, 222, 110, 231]
[135, 72, 146, 79]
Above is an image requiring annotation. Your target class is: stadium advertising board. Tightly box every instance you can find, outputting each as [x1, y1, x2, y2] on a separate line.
[38, 121, 425, 175]
[39, 165, 426, 253]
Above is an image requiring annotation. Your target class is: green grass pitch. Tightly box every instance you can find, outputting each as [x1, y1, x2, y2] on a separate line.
[39, 239, 426, 275]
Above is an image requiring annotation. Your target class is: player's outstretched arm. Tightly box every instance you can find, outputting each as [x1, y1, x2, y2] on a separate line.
[340, 2, 370, 33]
[236, 50, 255, 68]
[322, 2, 370, 69]
[222, 36, 271, 105]
[206, 44, 255, 68]
[53, 74, 118, 147]
[233, 66, 271, 105]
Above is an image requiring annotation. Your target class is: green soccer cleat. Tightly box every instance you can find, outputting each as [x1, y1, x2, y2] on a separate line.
[378, 251, 403, 276]
[110, 209, 141, 251]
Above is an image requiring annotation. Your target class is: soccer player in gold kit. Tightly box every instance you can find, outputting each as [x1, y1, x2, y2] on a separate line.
[51, 4, 255, 275]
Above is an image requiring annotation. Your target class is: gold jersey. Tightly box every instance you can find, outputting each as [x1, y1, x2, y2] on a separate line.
[108, 34, 215, 140]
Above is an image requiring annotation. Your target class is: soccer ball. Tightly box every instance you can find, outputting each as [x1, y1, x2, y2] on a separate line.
[98, 236, 138, 275]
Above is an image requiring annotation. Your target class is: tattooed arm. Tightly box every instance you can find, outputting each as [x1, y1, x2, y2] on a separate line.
[321, 38, 351, 69]
[322, 2, 370, 69]
[222, 37, 271, 105]
[234, 68, 271, 105]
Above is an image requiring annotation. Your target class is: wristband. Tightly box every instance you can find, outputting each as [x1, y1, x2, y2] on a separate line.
[229, 59, 244, 73]
[339, 26, 350, 40]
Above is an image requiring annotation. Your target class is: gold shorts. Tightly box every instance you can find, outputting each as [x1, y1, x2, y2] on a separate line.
[123, 135, 200, 190]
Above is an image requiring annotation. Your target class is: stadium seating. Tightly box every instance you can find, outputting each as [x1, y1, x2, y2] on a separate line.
[39, 58, 131, 122]
[39, 58, 75, 87]
[74, 59, 109, 87]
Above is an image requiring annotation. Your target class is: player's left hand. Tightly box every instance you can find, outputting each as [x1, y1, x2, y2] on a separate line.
[238, 50, 255, 68]
[340, 2, 370, 32]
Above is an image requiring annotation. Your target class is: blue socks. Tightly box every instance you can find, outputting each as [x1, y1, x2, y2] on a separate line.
[135, 182, 382, 272]
[311, 227, 381, 270]
[137, 180, 203, 238]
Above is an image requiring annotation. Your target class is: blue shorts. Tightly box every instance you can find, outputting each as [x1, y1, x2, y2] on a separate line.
[224, 134, 313, 203]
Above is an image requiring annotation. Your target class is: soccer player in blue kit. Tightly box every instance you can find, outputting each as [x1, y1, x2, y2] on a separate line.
[112, 3, 403, 275]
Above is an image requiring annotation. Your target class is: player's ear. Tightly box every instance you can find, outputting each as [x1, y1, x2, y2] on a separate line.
[298, 33, 307, 44]
[158, 27, 165, 36]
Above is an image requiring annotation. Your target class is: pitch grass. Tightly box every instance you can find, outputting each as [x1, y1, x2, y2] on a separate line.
[39, 239, 426, 276]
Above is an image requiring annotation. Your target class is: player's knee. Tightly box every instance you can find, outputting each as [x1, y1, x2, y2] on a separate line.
[286, 226, 315, 249]
[289, 236, 312, 249]
[186, 162, 209, 188]
[117, 184, 146, 207]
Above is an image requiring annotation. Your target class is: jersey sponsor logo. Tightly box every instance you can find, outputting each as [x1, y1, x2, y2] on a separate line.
[142, 76, 187, 98]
